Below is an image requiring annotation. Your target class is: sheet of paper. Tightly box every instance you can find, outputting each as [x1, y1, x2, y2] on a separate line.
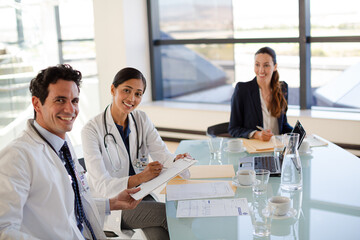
[188, 164, 235, 179]
[176, 198, 249, 218]
[130, 158, 197, 200]
[160, 179, 237, 194]
[166, 181, 235, 201]
[306, 134, 328, 147]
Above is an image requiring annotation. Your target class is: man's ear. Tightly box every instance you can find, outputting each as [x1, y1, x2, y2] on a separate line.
[32, 96, 41, 114]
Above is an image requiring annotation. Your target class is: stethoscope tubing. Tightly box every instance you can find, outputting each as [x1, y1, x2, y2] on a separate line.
[103, 105, 142, 169]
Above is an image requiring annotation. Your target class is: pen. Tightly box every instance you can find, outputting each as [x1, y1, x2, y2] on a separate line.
[256, 126, 264, 131]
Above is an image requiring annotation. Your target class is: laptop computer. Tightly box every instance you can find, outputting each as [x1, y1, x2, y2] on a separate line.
[239, 120, 306, 176]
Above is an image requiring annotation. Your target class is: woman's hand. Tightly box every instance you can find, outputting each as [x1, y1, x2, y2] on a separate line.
[139, 161, 163, 182]
[254, 129, 273, 141]
[174, 153, 192, 161]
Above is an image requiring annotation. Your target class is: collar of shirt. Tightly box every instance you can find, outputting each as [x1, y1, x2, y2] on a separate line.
[33, 120, 66, 155]
[115, 123, 131, 140]
[259, 89, 279, 135]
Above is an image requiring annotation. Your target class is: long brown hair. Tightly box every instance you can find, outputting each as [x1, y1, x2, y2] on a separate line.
[255, 47, 287, 118]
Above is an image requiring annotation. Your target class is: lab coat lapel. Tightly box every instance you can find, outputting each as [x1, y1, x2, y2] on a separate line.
[128, 112, 138, 164]
[106, 106, 130, 163]
[25, 120, 80, 235]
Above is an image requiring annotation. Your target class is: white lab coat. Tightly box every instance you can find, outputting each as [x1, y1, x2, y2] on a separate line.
[0, 120, 109, 240]
[81, 108, 175, 232]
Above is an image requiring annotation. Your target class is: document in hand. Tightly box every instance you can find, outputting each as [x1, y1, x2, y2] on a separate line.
[130, 158, 197, 200]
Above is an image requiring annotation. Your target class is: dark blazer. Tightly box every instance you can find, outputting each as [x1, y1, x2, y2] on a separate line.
[229, 78, 293, 138]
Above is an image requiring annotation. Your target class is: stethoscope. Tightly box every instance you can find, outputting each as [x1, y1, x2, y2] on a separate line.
[103, 105, 143, 172]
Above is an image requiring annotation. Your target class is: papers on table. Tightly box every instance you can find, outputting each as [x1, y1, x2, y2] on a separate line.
[166, 181, 235, 201]
[160, 179, 237, 194]
[306, 134, 328, 147]
[188, 164, 235, 179]
[176, 198, 249, 218]
[130, 158, 197, 200]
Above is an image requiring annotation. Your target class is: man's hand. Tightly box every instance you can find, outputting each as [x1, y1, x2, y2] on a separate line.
[109, 188, 142, 211]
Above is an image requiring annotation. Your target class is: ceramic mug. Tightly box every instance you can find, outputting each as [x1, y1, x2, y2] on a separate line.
[226, 139, 243, 151]
[299, 140, 310, 153]
[268, 196, 291, 216]
[237, 169, 255, 186]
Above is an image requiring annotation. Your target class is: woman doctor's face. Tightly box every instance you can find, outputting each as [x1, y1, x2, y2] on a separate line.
[254, 53, 277, 85]
[111, 78, 144, 115]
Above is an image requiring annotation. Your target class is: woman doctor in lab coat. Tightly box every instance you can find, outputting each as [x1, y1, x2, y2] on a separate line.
[81, 67, 190, 240]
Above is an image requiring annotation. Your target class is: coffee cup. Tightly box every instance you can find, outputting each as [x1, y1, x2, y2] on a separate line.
[268, 196, 291, 216]
[237, 169, 255, 186]
[226, 139, 243, 151]
[299, 140, 310, 153]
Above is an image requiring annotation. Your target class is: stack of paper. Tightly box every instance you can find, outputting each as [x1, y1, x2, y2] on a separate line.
[242, 138, 275, 153]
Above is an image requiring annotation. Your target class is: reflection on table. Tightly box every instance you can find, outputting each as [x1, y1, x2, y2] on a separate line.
[166, 137, 360, 240]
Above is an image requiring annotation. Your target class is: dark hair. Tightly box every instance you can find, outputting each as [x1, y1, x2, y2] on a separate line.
[112, 67, 146, 93]
[255, 47, 287, 118]
[29, 64, 82, 104]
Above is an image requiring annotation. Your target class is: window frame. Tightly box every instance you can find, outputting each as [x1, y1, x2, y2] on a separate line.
[147, 0, 360, 110]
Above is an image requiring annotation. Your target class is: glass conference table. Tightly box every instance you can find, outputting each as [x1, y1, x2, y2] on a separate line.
[166, 137, 360, 240]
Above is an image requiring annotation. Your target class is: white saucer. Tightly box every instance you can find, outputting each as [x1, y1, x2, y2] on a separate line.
[299, 149, 312, 155]
[262, 207, 297, 219]
[224, 147, 247, 153]
[231, 178, 253, 188]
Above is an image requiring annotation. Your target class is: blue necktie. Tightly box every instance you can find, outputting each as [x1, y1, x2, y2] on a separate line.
[60, 141, 97, 240]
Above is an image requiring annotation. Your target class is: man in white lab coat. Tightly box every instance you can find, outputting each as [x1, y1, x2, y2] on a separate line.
[0, 64, 141, 240]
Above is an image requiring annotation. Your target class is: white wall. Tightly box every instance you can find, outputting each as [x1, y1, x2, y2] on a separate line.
[93, 0, 151, 110]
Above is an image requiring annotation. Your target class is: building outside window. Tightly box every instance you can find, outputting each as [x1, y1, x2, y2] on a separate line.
[149, 0, 360, 110]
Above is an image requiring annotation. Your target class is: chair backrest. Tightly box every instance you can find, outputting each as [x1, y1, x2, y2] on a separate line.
[280, 81, 288, 101]
[206, 122, 231, 138]
[78, 158, 87, 172]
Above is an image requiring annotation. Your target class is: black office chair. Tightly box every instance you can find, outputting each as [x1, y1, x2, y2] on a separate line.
[206, 122, 231, 138]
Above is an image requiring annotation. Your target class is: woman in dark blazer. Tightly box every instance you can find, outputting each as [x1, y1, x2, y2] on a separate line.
[229, 47, 293, 141]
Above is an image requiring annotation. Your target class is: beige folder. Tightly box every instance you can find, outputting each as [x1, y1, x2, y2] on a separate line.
[242, 138, 275, 153]
[188, 164, 235, 179]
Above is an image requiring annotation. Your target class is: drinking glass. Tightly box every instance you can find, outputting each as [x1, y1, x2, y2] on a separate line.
[208, 137, 223, 160]
[250, 193, 272, 237]
[252, 169, 270, 194]
[273, 135, 285, 162]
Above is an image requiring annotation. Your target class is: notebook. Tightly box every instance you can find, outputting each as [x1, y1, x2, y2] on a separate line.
[238, 120, 306, 176]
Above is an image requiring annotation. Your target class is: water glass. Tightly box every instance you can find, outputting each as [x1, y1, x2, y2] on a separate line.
[252, 169, 270, 194]
[208, 137, 223, 160]
[273, 135, 285, 162]
[250, 194, 272, 237]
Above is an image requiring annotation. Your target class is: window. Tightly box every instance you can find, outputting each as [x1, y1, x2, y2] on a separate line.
[0, 0, 98, 149]
[148, 0, 360, 111]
